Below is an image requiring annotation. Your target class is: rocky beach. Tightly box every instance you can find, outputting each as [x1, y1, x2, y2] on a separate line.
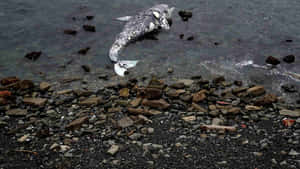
[0, 75, 299, 169]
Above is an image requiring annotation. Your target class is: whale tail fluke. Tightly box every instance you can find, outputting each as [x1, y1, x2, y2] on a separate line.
[114, 60, 139, 77]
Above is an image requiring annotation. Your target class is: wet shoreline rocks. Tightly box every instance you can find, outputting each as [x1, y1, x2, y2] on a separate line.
[0, 75, 299, 169]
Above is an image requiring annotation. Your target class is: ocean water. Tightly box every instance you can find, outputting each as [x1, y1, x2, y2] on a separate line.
[0, 0, 299, 99]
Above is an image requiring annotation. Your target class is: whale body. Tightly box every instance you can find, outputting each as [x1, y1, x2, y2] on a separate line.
[109, 4, 175, 76]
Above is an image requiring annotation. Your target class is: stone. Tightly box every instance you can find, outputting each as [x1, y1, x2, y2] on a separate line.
[128, 108, 152, 116]
[279, 109, 300, 117]
[83, 25, 96, 32]
[107, 145, 119, 155]
[19, 80, 35, 89]
[232, 87, 248, 95]
[138, 87, 162, 99]
[25, 51, 42, 61]
[212, 118, 223, 125]
[57, 89, 73, 95]
[192, 90, 207, 102]
[65, 116, 89, 130]
[192, 103, 208, 112]
[142, 99, 170, 110]
[130, 98, 142, 107]
[180, 94, 192, 102]
[228, 107, 241, 114]
[182, 116, 196, 122]
[17, 134, 30, 142]
[177, 79, 194, 87]
[209, 105, 217, 111]
[266, 56, 280, 65]
[247, 86, 265, 97]
[281, 84, 297, 93]
[166, 89, 180, 98]
[170, 82, 185, 89]
[178, 10, 192, 21]
[0, 76, 20, 86]
[118, 117, 134, 128]
[119, 88, 130, 97]
[79, 97, 103, 106]
[39, 82, 51, 91]
[6, 109, 28, 116]
[283, 55, 295, 63]
[288, 149, 300, 156]
[246, 105, 262, 111]
[23, 98, 47, 106]
[167, 68, 173, 73]
[213, 76, 225, 84]
[254, 94, 277, 106]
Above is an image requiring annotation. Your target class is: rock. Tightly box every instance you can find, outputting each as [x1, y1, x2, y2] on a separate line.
[79, 97, 103, 106]
[118, 117, 134, 128]
[246, 105, 262, 111]
[57, 89, 73, 95]
[6, 109, 28, 116]
[187, 36, 194, 41]
[213, 76, 225, 84]
[254, 94, 277, 106]
[266, 56, 280, 65]
[127, 108, 152, 116]
[212, 118, 223, 125]
[39, 82, 51, 91]
[138, 87, 162, 99]
[228, 107, 241, 114]
[279, 109, 300, 117]
[166, 89, 180, 98]
[81, 65, 91, 72]
[107, 145, 119, 155]
[86, 15, 94, 20]
[192, 103, 208, 112]
[119, 88, 130, 97]
[182, 116, 196, 122]
[66, 116, 89, 130]
[24, 51, 42, 61]
[64, 29, 77, 35]
[18, 134, 30, 142]
[232, 87, 248, 95]
[247, 86, 265, 97]
[130, 98, 142, 107]
[178, 10, 192, 21]
[192, 90, 207, 102]
[288, 149, 300, 156]
[129, 133, 143, 140]
[23, 98, 47, 106]
[167, 68, 173, 73]
[148, 77, 165, 89]
[78, 47, 90, 55]
[180, 93, 192, 102]
[83, 25, 96, 32]
[209, 105, 217, 111]
[283, 55, 295, 63]
[281, 84, 297, 93]
[0, 76, 20, 86]
[19, 80, 35, 89]
[170, 82, 185, 89]
[0, 91, 11, 98]
[177, 79, 194, 87]
[234, 80, 243, 86]
[142, 99, 170, 110]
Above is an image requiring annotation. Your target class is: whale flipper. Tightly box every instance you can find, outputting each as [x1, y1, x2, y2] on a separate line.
[116, 16, 133, 22]
[114, 60, 139, 76]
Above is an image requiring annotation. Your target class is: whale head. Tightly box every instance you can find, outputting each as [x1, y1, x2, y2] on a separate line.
[151, 4, 175, 30]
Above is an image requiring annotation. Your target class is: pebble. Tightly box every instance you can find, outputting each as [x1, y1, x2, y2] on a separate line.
[107, 145, 119, 155]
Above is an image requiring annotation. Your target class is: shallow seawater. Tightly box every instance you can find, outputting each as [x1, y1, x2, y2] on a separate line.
[0, 0, 299, 100]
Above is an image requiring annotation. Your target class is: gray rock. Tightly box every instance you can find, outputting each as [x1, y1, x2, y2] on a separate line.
[107, 145, 119, 155]
[6, 109, 28, 116]
[117, 117, 134, 128]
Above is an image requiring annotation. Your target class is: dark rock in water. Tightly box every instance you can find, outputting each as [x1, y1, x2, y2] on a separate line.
[81, 65, 91, 72]
[86, 15, 94, 20]
[187, 36, 194, 41]
[234, 80, 243, 86]
[213, 76, 225, 84]
[19, 80, 35, 90]
[98, 74, 109, 80]
[191, 75, 202, 80]
[283, 55, 295, 63]
[178, 10, 192, 21]
[265, 56, 280, 65]
[167, 18, 173, 26]
[25, 51, 42, 61]
[83, 25, 96, 32]
[64, 29, 77, 35]
[78, 47, 90, 55]
[285, 39, 293, 43]
[281, 84, 297, 93]
[214, 42, 220, 46]
[0, 77, 20, 86]
[66, 116, 89, 130]
[179, 34, 184, 39]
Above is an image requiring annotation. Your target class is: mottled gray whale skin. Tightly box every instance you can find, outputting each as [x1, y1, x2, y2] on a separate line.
[109, 4, 175, 76]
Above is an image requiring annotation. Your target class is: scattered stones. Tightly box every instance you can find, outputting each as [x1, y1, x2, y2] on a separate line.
[23, 97, 47, 106]
[24, 51, 42, 61]
[192, 90, 207, 102]
[107, 145, 119, 155]
[247, 86, 265, 97]
[142, 99, 170, 110]
[39, 82, 51, 91]
[279, 109, 300, 117]
[138, 87, 162, 99]
[283, 55, 295, 63]
[266, 56, 280, 65]
[182, 116, 196, 122]
[64, 29, 77, 35]
[6, 109, 28, 116]
[117, 117, 134, 128]
[254, 94, 277, 106]
[79, 97, 103, 106]
[178, 10, 192, 21]
[83, 25, 96, 32]
[78, 47, 90, 55]
[281, 84, 297, 93]
[65, 116, 89, 130]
